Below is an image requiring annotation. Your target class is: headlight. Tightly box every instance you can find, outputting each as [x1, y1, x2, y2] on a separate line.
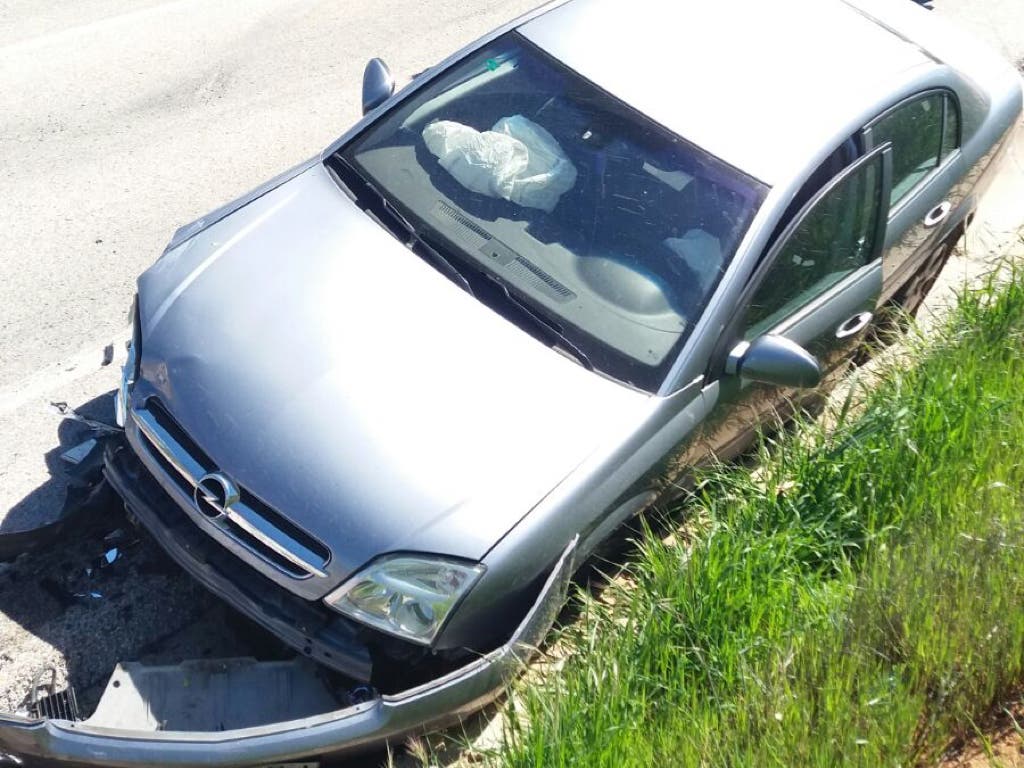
[323, 556, 485, 645]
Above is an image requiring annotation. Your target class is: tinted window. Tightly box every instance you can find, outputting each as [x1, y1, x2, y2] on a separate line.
[744, 151, 886, 337]
[339, 33, 767, 392]
[941, 95, 961, 159]
[870, 94, 943, 205]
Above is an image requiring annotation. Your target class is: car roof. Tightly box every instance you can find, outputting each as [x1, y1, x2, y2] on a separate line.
[519, 0, 933, 186]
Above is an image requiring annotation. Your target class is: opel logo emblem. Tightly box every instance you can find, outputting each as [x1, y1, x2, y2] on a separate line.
[194, 473, 240, 520]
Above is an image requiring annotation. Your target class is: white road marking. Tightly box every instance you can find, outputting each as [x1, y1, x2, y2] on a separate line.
[0, 0, 199, 55]
[0, 329, 129, 419]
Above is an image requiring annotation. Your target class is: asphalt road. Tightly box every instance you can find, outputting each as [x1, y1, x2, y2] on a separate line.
[0, 0, 537, 393]
[0, 0, 1021, 758]
[0, 0, 542, 528]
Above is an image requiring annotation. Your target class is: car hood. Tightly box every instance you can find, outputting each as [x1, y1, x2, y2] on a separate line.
[134, 163, 648, 593]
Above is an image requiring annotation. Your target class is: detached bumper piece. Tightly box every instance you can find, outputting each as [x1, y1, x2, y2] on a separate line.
[0, 536, 577, 767]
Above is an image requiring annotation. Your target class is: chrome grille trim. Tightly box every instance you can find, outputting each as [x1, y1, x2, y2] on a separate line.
[133, 407, 207, 486]
[132, 405, 330, 580]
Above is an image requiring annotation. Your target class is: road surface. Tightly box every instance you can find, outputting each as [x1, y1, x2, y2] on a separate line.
[0, 0, 540, 528]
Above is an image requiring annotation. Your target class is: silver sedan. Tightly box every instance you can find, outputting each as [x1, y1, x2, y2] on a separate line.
[2, 0, 1021, 764]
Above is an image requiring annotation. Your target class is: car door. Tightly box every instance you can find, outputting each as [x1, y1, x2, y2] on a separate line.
[699, 144, 894, 460]
[862, 90, 964, 300]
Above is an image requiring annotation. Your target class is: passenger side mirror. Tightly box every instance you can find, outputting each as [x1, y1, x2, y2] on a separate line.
[362, 58, 395, 115]
[725, 334, 822, 388]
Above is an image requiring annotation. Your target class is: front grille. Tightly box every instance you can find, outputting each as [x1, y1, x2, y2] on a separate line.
[133, 399, 331, 581]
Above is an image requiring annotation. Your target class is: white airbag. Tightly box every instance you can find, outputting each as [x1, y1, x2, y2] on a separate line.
[422, 115, 577, 212]
[664, 230, 724, 295]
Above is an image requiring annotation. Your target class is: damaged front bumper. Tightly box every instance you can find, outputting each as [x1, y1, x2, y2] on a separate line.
[0, 528, 575, 766]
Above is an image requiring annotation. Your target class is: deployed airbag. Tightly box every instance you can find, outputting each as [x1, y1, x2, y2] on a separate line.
[422, 115, 577, 212]
[664, 229, 724, 295]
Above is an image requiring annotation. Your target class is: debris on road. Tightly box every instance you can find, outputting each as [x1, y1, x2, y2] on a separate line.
[60, 438, 98, 466]
[48, 401, 121, 436]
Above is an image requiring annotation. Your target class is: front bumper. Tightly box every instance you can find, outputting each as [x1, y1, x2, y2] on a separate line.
[0, 518, 576, 767]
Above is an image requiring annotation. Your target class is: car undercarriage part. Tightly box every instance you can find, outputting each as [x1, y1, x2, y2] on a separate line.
[85, 658, 342, 732]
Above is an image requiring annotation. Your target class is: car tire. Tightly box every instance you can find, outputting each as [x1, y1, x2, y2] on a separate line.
[891, 235, 958, 319]
[851, 232, 960, 367]
[876, 233, 960, 344]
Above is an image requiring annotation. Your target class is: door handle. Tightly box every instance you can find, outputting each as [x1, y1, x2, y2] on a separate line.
[836, 311, 873, 339]
[924, 201, 952, 228]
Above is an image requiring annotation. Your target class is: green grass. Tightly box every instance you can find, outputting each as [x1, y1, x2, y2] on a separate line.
[492, 266, 1024, 768]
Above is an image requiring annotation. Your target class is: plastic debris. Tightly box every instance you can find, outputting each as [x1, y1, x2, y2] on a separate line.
[40, 578, 98, 607]
[48, 402, 122, 435]
[0, 436, 117, 563]
[61, 438, 98, 466]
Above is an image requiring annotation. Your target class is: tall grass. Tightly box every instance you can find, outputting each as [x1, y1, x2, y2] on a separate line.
[495, 267, 1024, 767]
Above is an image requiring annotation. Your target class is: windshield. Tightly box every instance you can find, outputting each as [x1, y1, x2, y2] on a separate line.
[338, 33, 767, 392]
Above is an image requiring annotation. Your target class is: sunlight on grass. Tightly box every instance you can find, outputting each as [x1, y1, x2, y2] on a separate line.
[493, 265, 1024, 767]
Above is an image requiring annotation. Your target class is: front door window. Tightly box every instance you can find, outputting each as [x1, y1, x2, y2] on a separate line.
[743, 147, 890, 339]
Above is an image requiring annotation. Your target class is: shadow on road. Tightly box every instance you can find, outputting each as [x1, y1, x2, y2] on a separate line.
[0, 391, 117, 535]
[0, 390, 297, 720]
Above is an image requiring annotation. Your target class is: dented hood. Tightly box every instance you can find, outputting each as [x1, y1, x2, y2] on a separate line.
[133, 163, 647, 593]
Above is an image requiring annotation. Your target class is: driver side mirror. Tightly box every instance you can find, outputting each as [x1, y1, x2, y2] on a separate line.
[362, 58, 395, 115]
[725, 334, 822, 388]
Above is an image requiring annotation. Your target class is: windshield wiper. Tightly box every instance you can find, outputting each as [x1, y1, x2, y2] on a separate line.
[329, 156, 592, 372]
[329, 157, 474, 296]
[485, 279, 594, 371]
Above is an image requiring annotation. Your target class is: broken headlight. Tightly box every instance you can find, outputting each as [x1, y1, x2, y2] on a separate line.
[115, 297, 141, 428]
[323, 556, 485, 645]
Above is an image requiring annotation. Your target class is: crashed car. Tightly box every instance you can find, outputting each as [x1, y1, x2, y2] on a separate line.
[3, 0, 1022, 764]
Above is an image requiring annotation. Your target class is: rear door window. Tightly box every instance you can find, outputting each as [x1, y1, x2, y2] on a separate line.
[940, 95, 961, 159]
[865, 91, 960, 206]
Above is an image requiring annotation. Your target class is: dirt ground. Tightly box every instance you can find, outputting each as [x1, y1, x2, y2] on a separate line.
[942, 697, 1024, 767]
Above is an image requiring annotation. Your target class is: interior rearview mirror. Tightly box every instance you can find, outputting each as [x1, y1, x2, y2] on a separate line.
[362, 58, 395, 115]
[725, 334, 822, 388]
